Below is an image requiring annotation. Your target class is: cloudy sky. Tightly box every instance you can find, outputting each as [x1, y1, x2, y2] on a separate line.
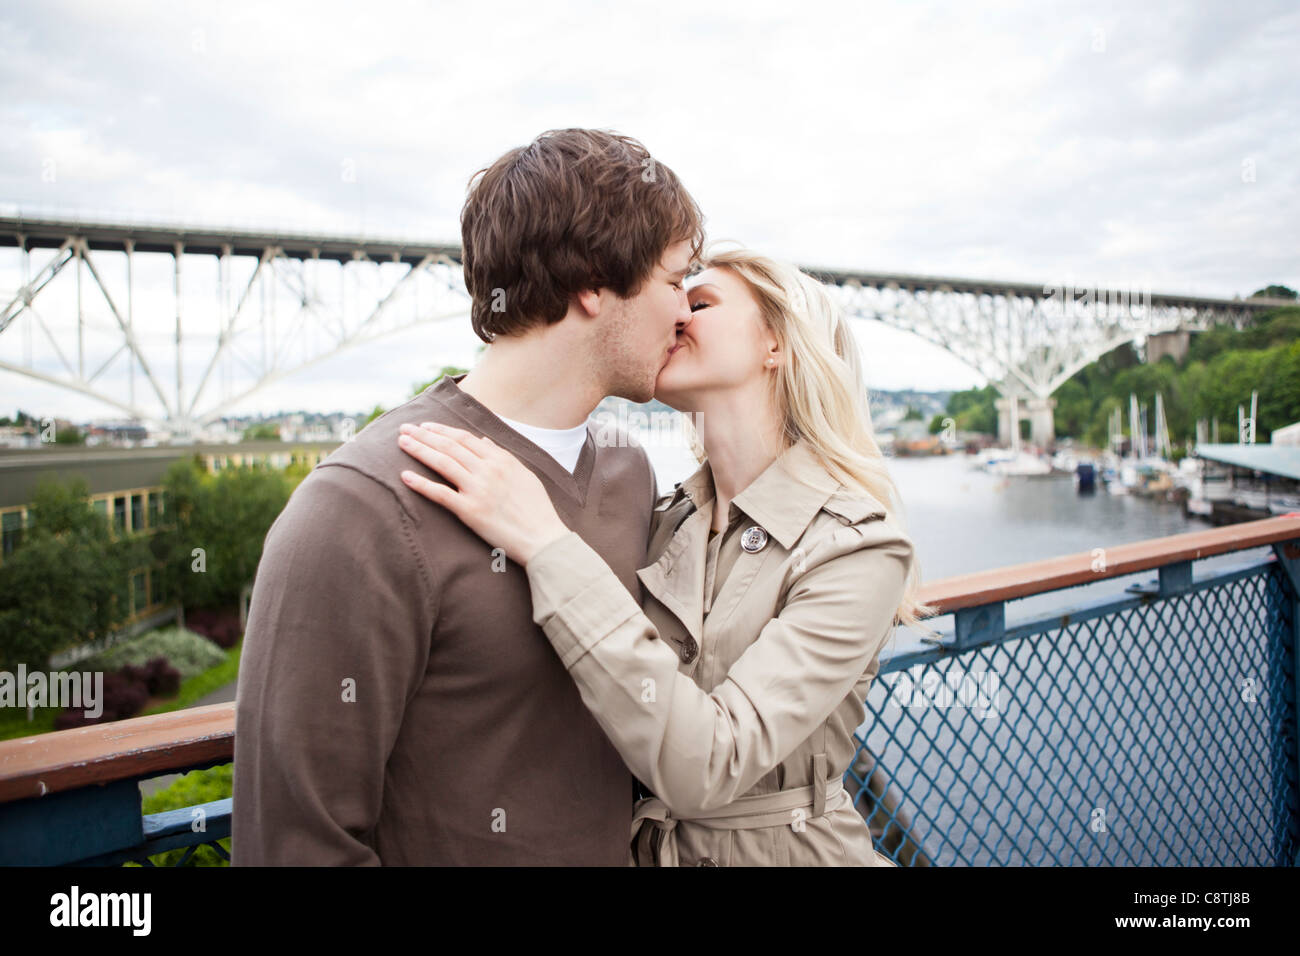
[1, 0, 1296, 422]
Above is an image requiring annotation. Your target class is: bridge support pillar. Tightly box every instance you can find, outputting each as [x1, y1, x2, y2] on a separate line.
[1027, 397, 1057, 447]
[995, 396, 1057, 448]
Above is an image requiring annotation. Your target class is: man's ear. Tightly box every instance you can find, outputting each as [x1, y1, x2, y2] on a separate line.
[575, 288, 601, 318]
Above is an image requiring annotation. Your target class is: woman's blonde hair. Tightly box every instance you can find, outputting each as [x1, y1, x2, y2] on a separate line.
[683, 245, 937, 635]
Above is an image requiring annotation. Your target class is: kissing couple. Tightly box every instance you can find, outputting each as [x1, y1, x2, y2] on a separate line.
[232, 127, 932, 867]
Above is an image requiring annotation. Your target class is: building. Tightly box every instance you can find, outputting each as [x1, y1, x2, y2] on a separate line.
[0, 426, 37, 450]
[1272, 420, 1300, 447]
[1188, 441, 1300, 524]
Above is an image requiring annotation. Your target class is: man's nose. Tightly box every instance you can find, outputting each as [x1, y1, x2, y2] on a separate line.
[675, 294, 693, 329]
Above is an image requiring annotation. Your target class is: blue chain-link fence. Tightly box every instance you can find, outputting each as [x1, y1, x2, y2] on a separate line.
[850, 551, 1300, 866]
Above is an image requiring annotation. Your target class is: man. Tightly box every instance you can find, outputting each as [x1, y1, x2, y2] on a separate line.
[232, 128, 704, 864]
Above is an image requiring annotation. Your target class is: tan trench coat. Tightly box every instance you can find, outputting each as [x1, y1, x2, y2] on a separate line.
[525, 437, 914, 866]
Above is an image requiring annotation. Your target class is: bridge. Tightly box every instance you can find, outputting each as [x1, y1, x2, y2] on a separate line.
[1, 213, 1290, 441]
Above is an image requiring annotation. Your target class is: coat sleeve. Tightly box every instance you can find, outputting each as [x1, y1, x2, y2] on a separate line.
[525, 519, 913, 816]
[232, 464, 437, 865]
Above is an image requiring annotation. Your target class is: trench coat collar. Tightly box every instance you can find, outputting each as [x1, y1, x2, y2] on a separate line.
[668, 438, 843, 551]
[732, 440, 844, 550]
[639, 438, 884, 651]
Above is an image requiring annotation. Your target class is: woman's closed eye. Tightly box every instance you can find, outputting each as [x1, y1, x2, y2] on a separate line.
[690, 300, 710, 312]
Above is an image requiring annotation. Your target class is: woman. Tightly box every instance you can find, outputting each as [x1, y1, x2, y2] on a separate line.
[396, 247, 935, 865]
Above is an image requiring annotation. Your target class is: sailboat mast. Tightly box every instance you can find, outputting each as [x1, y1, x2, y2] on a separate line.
[1155, 393, 1170, 459]
[1010, 393, 1020, 455]
[1129, 393, 1142, 460]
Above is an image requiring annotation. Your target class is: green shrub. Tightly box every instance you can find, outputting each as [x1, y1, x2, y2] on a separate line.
[139, 641, 241, 716]
[84, 625, 226, 680]
[0, 476, 151, 671]
[126, 764, 233, 867]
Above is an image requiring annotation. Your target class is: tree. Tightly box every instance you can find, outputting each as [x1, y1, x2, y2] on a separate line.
[242, 423, 280, 441]
[943, 384, 998, 436]
[1051, 378, 1092, 439]
[1190, 306, 1300, 365]
[283, 459, 314, 488]
[1041, 306, 1300, 449]
[153, 458, 294, 612]
[0, 478, 149, 670]
[1250, 285, 1297, 300]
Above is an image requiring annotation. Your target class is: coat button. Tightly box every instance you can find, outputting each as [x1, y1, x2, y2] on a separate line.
[680, 636, 698, 664]
[696, 857, 718, 866]
[740, 526, 768, 553]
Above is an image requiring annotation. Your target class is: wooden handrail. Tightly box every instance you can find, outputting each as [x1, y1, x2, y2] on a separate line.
[2, 515, 1298, 804]
[0, 702, 234, 802]
[917, 513, 1300, 613]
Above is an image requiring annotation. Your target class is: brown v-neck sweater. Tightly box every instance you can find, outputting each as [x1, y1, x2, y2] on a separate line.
[232, 373, 657, 865]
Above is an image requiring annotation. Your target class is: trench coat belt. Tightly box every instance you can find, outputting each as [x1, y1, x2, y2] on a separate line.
[630, 765, 846, 866]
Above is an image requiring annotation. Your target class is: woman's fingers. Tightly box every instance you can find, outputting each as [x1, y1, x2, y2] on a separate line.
[399, 468, 467, 517]
[397, 425, 476, 488]
[419, 421, 498, 460]
[399, 421, 484, 466]
[415, 421, 529, 487]
[396, 419, 562, 566]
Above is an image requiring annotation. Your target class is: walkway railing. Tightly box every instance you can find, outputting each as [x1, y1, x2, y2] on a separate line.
[2, 515, 1298, 866]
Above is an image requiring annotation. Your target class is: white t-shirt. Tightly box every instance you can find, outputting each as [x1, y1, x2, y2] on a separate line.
[496, 414, 589, 474]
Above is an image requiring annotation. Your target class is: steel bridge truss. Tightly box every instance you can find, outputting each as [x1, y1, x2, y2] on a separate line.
[0, 218, 468, 434]
[0, 217, 1285, 434]
[818, 275, 1269, 402]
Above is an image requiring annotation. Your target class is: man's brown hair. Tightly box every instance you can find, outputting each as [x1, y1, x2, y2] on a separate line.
[460, 128, 705, 342]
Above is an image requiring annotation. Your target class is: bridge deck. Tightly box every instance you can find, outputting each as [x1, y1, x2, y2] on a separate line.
[1, 213, 1292, 309]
